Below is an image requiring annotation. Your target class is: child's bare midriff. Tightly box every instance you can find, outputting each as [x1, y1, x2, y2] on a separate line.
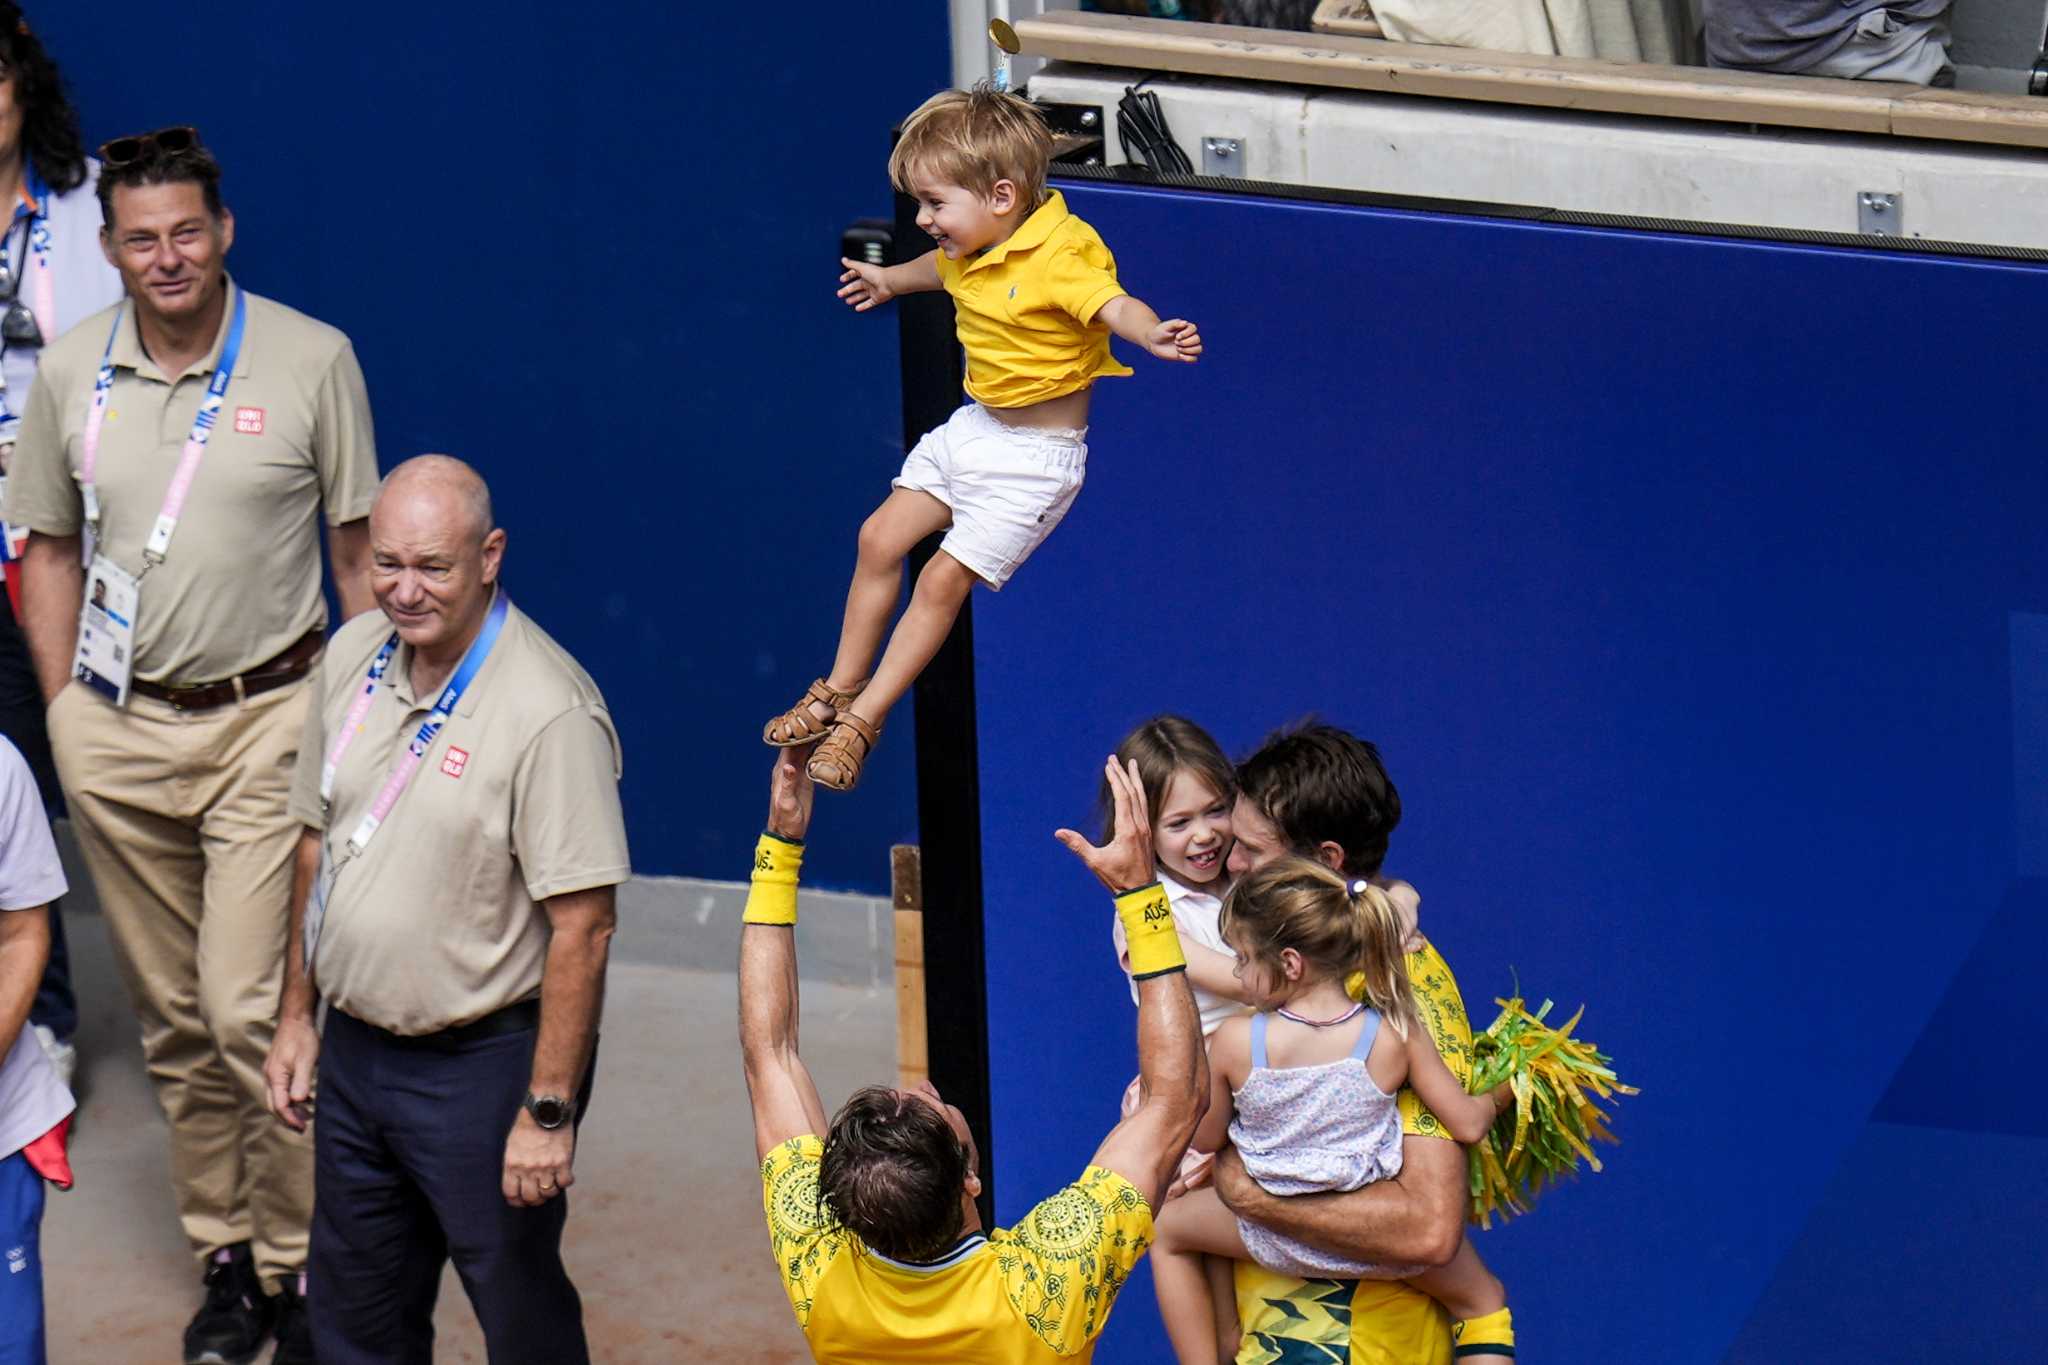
[984, 385, 1091, 432]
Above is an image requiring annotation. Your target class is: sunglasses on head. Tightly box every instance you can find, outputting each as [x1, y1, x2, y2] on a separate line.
[98, 126, 202, 169]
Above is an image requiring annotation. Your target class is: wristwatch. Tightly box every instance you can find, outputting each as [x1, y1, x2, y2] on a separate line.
[523, 1091, 576, 1130]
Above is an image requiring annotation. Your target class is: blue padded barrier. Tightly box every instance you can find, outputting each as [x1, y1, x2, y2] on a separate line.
[968, 176, 2048, 1363]
[44, 3, 949, 891]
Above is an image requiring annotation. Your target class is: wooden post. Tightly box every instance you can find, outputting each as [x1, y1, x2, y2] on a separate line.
[892, 845, 928, 1090]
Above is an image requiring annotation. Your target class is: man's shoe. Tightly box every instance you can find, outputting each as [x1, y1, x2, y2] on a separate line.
[183, 1243, 276, 1365]
[271, 1272, 314, 1365]
[31, 1024, 74, 1091]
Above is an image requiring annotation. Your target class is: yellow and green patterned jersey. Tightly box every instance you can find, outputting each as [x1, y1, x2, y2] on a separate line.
[762, 1135, 1154, 1362]
[1233, 937, 1473, 1365]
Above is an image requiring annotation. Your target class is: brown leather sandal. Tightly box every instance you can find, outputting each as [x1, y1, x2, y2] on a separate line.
[763, 678, 864, 747]
[806, 712, 881, 792]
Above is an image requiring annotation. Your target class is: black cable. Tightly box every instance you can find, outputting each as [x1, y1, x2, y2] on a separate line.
[1116, 81, 1194, 175]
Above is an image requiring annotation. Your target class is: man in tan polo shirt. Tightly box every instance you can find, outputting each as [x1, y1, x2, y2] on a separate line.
[3, 128, 377, 1365]
[262, 454, 628, 1365]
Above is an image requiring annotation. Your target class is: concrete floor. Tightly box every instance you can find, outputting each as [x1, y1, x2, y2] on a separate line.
[39, 840, 895, 1364]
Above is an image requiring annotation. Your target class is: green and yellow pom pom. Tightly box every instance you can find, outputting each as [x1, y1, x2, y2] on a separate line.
[1464, 993, 1638, 1229]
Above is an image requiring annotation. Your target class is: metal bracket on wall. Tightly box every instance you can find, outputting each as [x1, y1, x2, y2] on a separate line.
[1857, 191, 1903, 237]
[1202, 136, 1246, 177]
[1034, 100, 1106, 166]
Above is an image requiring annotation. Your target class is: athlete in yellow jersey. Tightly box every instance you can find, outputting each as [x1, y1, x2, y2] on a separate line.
[1209, 724, 1518, 1364]
[740, 747, 1208, 1362]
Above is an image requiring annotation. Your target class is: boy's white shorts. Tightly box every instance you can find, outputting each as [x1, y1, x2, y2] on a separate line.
[892, 402, 1087, 590]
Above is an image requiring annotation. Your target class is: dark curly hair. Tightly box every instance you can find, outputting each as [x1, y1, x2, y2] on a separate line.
[0, 7, 88, 193]
[819, 1086, 970, 1261]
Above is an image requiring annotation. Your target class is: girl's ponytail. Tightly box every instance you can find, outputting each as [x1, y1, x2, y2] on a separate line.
[1340, 878, 1420, 1039]
[1221, 858, 1421, 1035]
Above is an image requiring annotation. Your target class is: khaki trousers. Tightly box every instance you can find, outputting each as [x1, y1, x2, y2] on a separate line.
[48, 675, 315, 1291]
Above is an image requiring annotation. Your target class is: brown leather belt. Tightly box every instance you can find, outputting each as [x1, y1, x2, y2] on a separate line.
[130, 628, 325, 712]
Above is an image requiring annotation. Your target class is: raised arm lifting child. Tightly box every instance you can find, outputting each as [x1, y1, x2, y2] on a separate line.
[762, 88, 1201, 790]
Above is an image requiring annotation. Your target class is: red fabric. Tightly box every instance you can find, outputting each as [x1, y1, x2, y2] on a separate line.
[3, 559, 20, 620]
[21, 1114, 71, 1189]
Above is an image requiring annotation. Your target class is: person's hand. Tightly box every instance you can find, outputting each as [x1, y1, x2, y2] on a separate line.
[1055, 756, 1156, 892]
[1146, 319, 1201, 363]
[1209, 1144, 1254, 1213]
[1385, 879, 1423, 955]
[1165, 1152, 1216, 1201]
[262, 1015, 320, 1132]
[1488, 1081, 1515, 1124]
[837, 257, 896, 312]
[503, 1108, 576, 1207]
[768, 746, 816, 843]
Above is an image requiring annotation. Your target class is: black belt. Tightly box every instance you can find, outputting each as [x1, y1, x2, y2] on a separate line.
[336, 998, 539, 1051]
[131, 627, 325, 712]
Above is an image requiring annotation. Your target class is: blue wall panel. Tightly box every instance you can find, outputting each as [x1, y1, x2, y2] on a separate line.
[974, 179, 2048, 1362]
[40, 4, 944, 890]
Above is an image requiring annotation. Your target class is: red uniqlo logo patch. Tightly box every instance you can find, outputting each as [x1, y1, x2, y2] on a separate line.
[234, 407, 265, 435]
[441, 747, 469, 779]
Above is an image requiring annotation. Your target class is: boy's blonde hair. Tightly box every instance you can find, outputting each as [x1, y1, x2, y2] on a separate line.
[889, 86, 1052, 213]
[1219, 857, 1420, 1038]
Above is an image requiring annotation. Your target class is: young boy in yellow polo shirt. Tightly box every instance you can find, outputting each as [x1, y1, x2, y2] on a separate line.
[763, 87, 1201, 791]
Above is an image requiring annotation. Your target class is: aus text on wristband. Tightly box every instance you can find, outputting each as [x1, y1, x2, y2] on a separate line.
[743, 833, 804, 925]
[1116, 882, 1186, 979]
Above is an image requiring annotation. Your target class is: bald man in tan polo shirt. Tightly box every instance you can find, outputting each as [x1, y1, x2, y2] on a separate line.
[3, 130, 376, 1363]
[263, 454, 629, 1365]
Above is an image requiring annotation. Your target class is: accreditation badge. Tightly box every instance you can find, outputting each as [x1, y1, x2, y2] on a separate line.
[302, 840, 337, 971]
[72, 555, 138, 705]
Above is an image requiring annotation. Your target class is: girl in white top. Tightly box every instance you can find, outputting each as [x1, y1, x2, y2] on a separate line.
[1105, 715, 1250, 1040]
[1097, 716, 1254, 1354]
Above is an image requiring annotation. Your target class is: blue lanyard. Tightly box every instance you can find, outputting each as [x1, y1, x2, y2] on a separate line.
[81, 287, 248, 568]
[0, 171, 50, 428]
[341, 589, 511, 855]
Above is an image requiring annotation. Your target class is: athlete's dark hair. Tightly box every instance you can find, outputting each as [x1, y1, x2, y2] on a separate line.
[1235, 722, 1402, 878]
[819, 1087, 970, 1261]
[0, 7, 88, 194]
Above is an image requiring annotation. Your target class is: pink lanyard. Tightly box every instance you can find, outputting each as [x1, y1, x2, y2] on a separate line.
[78, 287, 246, 566]
[322, 590, 509, 859]
[319, 634, 399, 810]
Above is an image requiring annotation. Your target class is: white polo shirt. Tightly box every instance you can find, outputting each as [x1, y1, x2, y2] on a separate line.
[0, 161, 124, 435]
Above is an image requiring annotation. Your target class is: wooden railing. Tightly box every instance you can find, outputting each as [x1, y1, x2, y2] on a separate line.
[1013, 12, 2048, 151]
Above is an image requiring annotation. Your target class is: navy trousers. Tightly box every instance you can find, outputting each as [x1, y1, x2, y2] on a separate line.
[308, 1010, 590, 1365]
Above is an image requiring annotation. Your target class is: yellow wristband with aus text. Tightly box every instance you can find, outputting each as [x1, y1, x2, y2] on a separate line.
[1116, 882, 1186, 979]
[742, 833, 804, 925]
